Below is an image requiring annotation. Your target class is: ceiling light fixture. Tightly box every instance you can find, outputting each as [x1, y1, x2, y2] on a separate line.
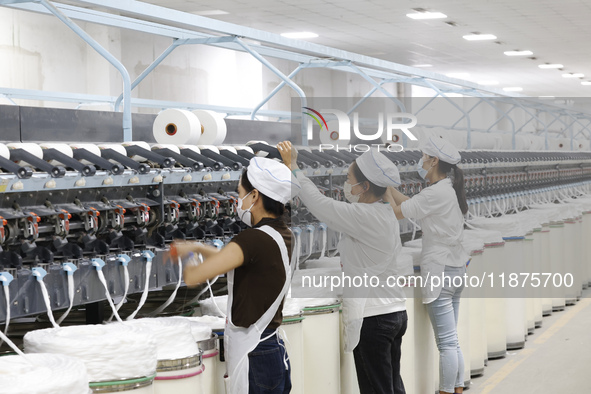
[406, 11, 447, 20]
[504, 50, 533, 56]
[463, 33, 497, 41]
[562, 73, 584, 78]
[581, 81, 591, 86]
[538, 63, 564, 69]
[280, 32, 318, 39]
[193, 10, 229, 16]
[503, 87, 523, 92]
[413, 64, 433, 68]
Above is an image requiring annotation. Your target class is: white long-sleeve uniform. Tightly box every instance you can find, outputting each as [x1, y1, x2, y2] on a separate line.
[294, 171, 406, 318]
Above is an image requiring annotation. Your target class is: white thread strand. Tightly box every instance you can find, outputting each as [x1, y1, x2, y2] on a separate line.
[1, 285, 10, 346]
[0, 353, 89, 394]
[57, 274, 74, 325]
[38, 280, 59, 328]
[126, 259, 152, 320]
[96, 270, 122, 323]
[24, 323, 158, 382]
[0, 321, 24, 356]
[109, 264, 129, 322]
[149, 257, 183, 316]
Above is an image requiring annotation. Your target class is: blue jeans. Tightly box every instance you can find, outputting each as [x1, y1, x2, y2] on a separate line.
[248, 329, 292, 394]
[353, 310, 408, 394]
[426, 266, 466, 393]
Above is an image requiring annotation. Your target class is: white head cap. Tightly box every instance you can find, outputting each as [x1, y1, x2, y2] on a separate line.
[356, 148, 401, 187]
[246, 157, 301, 204]
[420, 136, 461, 165]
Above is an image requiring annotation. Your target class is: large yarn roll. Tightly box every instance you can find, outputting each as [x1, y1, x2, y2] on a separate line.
[6, 143, 43, 167]
[192, 110, 227, 145]
[98, 143, 128, 165]
[153, 109, 202, 145]
[121, 141, 152, 162]
[69, 143, 101, 165]
[0, 353, 89, 394]
[124, 317, 199, 360]
[151, 143, 181, 155]
[39, 143, 74, 166]
[170, 316, 213, 342]
[0, 143, 12, 160]
[24, 323, 157, 382]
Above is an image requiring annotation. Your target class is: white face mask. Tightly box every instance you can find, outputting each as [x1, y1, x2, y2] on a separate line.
[343, 181, 363, 203]
[236, 191, 255, 227]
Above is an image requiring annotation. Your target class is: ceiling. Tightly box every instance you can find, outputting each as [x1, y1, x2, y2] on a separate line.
[138, 0, 591, 97]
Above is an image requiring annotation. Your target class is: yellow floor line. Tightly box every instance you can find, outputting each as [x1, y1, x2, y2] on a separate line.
[479, 297, 591, 394]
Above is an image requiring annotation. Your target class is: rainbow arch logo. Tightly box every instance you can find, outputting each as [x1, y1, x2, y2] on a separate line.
[302, 107, 340, 141]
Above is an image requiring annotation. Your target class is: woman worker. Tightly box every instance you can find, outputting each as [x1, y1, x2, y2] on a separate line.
[278, 141, 408, 394]
[383, 137, 469, 394]
[171, 156, 300, 394]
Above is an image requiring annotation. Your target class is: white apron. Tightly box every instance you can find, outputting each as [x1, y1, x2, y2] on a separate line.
[224, 225, 293, 394]
[338, 234, 395, 352]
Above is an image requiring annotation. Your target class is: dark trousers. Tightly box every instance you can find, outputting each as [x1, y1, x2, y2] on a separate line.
[353, 310, 408, 394]
[248, 328, 292, 393]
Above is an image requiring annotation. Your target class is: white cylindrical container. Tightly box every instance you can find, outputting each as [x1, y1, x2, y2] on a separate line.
[412, 271, 438, 394]
[484, 242, 507, 359]
[549, 221, 566, 311]
[574, 215, 584, 298]
[531, 227, 544, 328]
[563, 218, 578, 305]
[524, 232, 536, 335]
[24, 323, 158, 394]
[0, 353, 90, 394]
[124, 318, 203, 394]
[457, 285, 471, 388]
[503, 237, 526, 350]
[186, 315, 226, 394]
[540, 223, 553, 315]
[170, 316, 215, 394]
[339, 310, 360, 394]
[584, 211, 591, 287]
[301, 299, 341, 394]
[468, 249, 486, 377]
[282, 298, 305, 394]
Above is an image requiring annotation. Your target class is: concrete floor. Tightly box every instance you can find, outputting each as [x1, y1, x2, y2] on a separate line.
[467, 289, 591, 393]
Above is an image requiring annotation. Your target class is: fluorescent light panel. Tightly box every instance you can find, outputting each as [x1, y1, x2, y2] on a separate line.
[413, 64, 433, 68]
[504, 50, 533, 56]
[280, 32, 318, 39]
[562, 73, 584, 78]
[463, 34, 497, 41]
[581, 81, 591, 86]
[538, 64, 563, 69]
[503, 87, 523, 92]
[446, 73, 470, 79]
[406, 11, 447, 20]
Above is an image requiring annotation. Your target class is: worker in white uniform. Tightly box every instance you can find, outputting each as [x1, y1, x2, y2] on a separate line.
[171, 157, 300, 394]
[384, 137, 470, 394]
[278, 141, 408, 394]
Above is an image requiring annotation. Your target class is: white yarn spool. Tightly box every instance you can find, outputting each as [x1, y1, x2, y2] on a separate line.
[6, 143, 43, 167]
[153, 109, 202, 145]
[178, 145, 201, 154]
[198, 145, 220, 154]
[24, 323, 158, 382]
[199, 295, 228, 318]
[98, 143, 128, 165]
[151, 144, 181, 155]
[0, 353, 89, 394]
[233, 146, 254, 155]
[217, 146, 237, 154]
[69, 143, 101, 166]
[121, 141, 152, 162]
[124, 317, 199, 360]
[0, 143, 11, 160]
[192, 110, 227, 145]
[170, 316, 213, 342]
[39, 143, 74, 166]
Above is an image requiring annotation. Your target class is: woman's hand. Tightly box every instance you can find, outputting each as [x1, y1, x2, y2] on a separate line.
[169, 240, 201, 261]
[277, 141, 297, 170]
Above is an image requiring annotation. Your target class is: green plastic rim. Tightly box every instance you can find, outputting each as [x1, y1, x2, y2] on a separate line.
[282, 316, 304, 324]
[89, 374, 156, 388]
[302, 303, 341, 313]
